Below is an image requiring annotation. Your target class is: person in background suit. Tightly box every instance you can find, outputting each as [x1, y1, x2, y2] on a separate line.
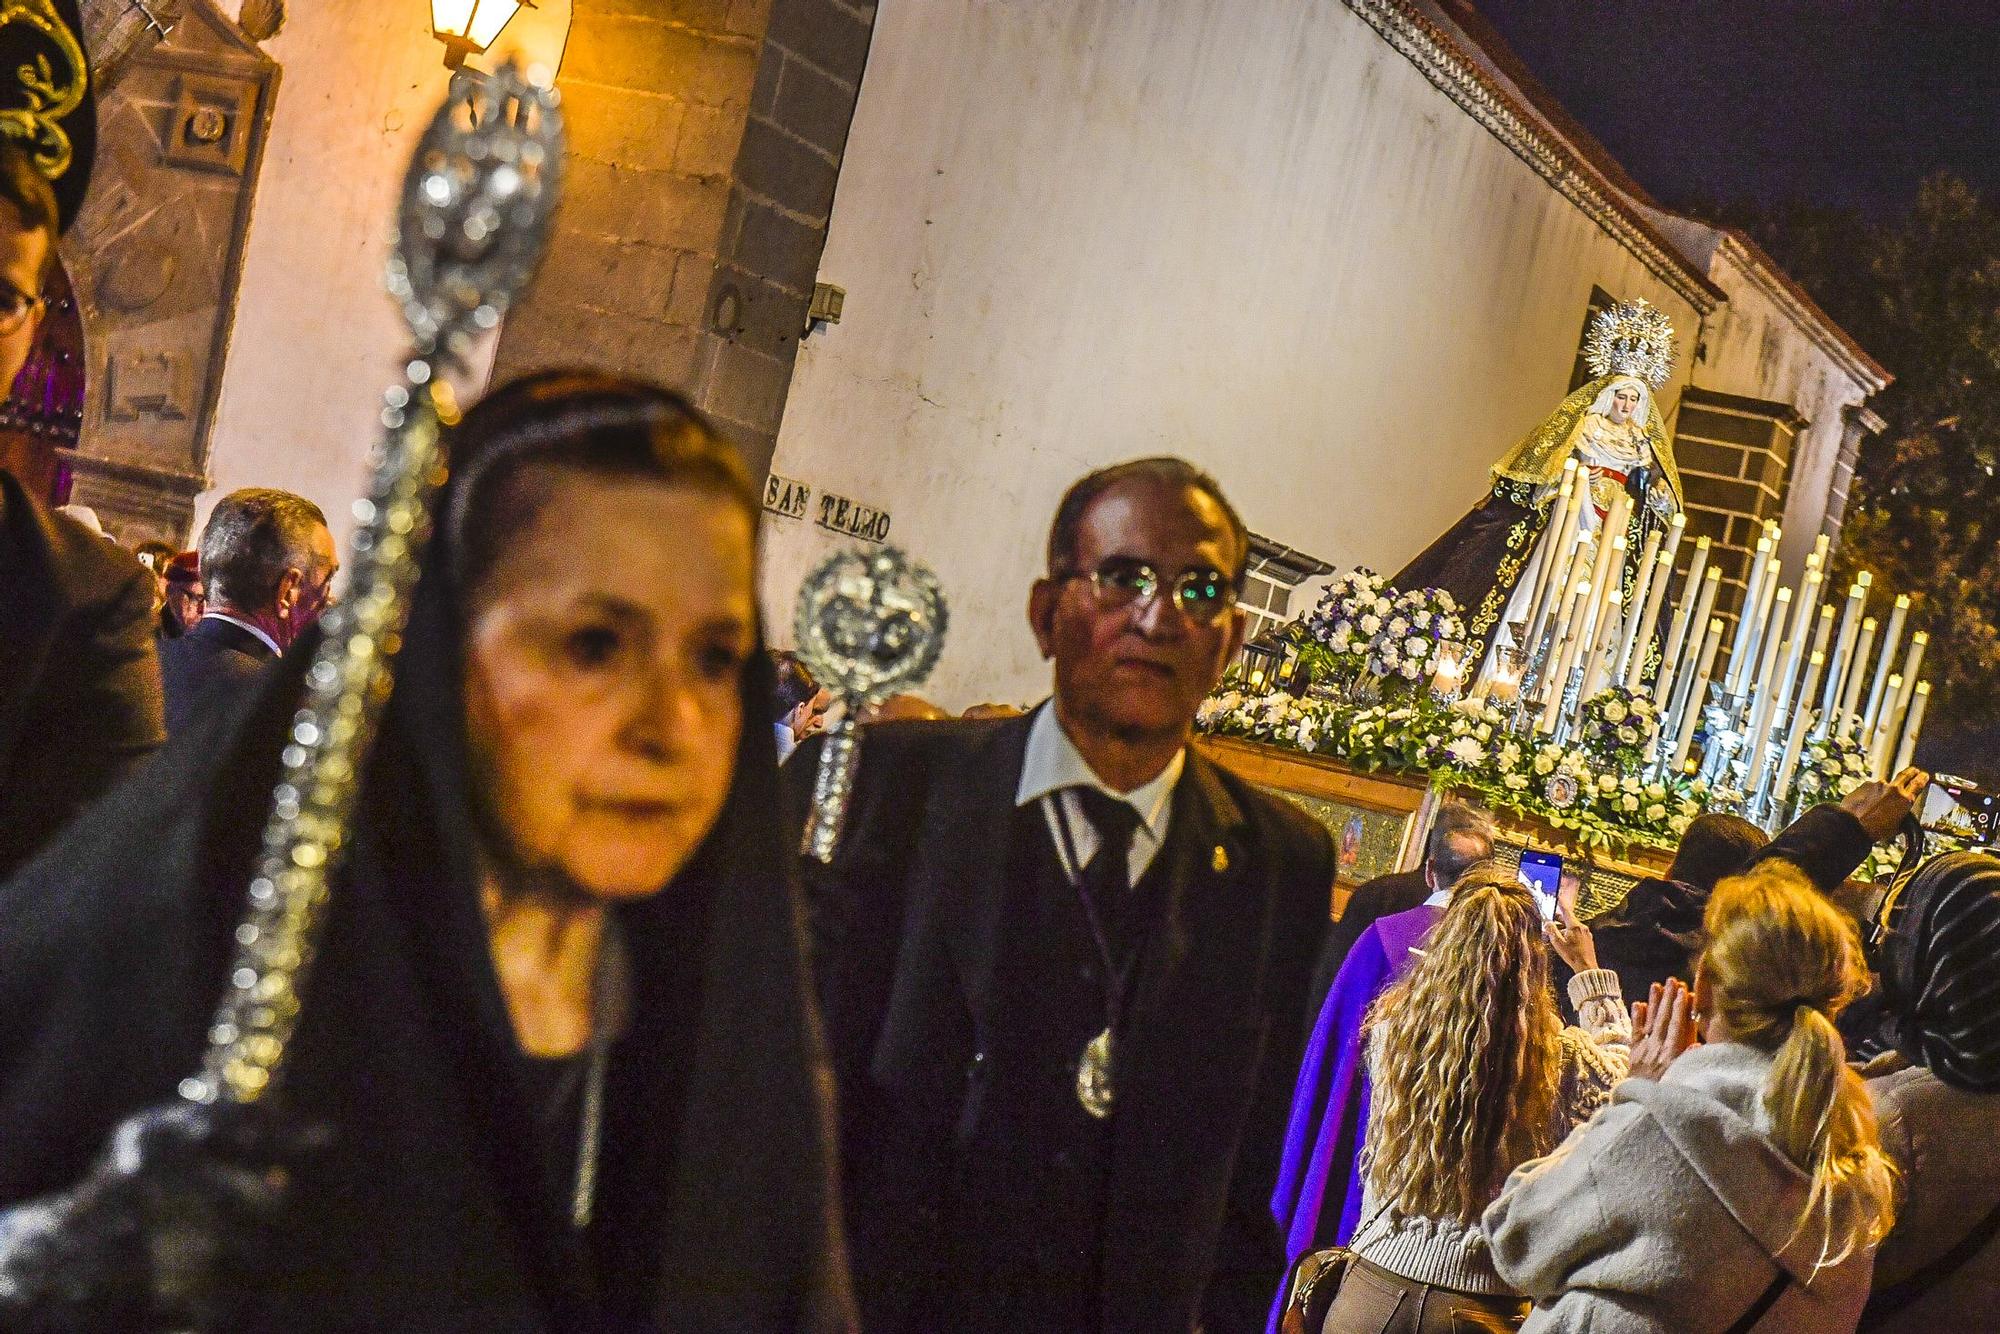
[157, 548, 202, 641]
[1301, 800, 1495, 1036]
[160, 487, 336, 736]
[0, 135, 164, 879]
[791, 456, 1336, 1333]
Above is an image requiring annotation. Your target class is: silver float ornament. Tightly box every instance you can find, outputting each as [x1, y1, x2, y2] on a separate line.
[188, 64, 565, 1108]
[794, 545, 948, 862]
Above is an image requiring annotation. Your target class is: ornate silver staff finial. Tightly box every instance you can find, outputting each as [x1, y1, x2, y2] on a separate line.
[794, 545, 948, 862]
[182, 65, 565, 1108]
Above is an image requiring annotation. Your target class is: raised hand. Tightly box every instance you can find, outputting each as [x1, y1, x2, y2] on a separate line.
[1627, 978, 1698, 1083]
[1840, 767, 1930, 843]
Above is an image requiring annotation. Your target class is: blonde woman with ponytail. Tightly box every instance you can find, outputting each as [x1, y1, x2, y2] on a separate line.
[1485, 861, 1896, 1332]
[1318, 870, 1630, 1332]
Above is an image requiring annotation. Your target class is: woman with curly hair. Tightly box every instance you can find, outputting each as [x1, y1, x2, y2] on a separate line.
[1318, 869, 1630, 1332]
[1485, 861, 1898, 1331]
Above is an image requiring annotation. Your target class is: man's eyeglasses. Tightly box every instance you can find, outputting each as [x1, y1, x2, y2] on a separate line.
[1068, 558, 1238, 624]
[0, 280, 44, 337]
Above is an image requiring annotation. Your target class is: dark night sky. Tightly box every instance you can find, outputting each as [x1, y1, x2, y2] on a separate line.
[1470, 0, 2000, 213]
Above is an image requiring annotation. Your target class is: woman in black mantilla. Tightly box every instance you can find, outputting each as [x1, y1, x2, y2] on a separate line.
[1395, 299, 1685, 674]
[0, 373, 854, 1331]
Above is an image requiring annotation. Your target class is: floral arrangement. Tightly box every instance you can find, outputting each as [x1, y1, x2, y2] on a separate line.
[1366, 587, 1465, 683]
[1792, 733, 1871, 809]
[1298, 569, 1389, 677]
[1196, 691, 1707, 850]
[1575, 686, 1661, 768]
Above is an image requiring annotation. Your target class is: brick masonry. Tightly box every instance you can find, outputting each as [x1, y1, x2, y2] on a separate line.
[1671, 393, 1802, 625]
[494, 0, 878, 479]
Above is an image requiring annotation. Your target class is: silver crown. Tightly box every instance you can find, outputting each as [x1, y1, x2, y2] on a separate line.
[1582, 298, 1677, 389]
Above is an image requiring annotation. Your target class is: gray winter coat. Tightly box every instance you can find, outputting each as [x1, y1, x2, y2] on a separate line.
[1864, 1054, 2000, 1330]
[1483, 1042, 1873, 1332]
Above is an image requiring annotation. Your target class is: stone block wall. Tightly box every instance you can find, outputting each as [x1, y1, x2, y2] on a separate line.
[1672, 386, 1805, 621]
[494, 0, 877, 479]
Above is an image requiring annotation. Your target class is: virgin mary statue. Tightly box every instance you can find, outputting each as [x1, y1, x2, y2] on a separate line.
[1395, 298, 1684, 672]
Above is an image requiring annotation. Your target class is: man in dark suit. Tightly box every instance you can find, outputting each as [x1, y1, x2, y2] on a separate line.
[161, 487, 336, 736]
[791, 458, 1337, 1333]
[0, 471, 164, 879]
[0, 133, 165, 878]
[1300, 799, 1494, 1035]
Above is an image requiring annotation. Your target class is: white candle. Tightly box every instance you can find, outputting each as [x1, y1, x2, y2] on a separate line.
[1879, 665, 1920, 770]
[1672, 617, 1726, 772]
[1518, 462, 1580, 643]
[1536, 577, 1591, 732]
[1733, 556, 1785, 697]
[1658, 564, 1721, 722]
[1863, 594, 1912, 735]
[1776, 653, 1828, 804]
[1524, 528, 1587, 668]
[1870, 674, 1906, 775]
[1727, 536, 1774, 685]
[1819, 576, 1869, 729]
[1742, 587, 1794, 790]
[1623, 543, 1678, 691]
[1899, 631, 1930, 704]
[1894, 681, 1932, 773]
[1664, 544, 1712, 696]
[1581, 591, 1624, 705]
[1839, 617, 1878, 740]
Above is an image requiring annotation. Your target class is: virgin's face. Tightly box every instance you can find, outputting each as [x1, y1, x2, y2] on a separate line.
[1609, 384, 1642, 425]
[463, 473, 755, 900]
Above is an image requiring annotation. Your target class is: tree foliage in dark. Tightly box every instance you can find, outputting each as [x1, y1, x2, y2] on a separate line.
[1687, 175, 2000, 769]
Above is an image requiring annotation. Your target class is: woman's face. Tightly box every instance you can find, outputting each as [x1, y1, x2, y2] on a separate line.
[463, 472, 755, 900]
[1609, 384, 1643, 424]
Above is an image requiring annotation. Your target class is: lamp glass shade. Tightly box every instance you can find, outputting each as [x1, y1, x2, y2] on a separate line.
[432, 0, 523, 50]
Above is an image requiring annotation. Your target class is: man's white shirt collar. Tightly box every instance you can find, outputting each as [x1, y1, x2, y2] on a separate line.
[1016, 701, 1183, 881]
[202, 611, 282, 658]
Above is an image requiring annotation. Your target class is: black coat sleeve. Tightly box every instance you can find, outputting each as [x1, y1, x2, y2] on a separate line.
[1202, 804, 1337, 1333]
[1748, 803, 1875, 893]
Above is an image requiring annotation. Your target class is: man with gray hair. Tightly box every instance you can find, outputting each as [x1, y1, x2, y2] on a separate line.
[160, 487, 337, 736]
[1302, 799, 1495, 1030]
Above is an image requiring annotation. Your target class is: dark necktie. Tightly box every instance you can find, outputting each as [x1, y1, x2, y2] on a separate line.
[1072, 787, 1143, 949]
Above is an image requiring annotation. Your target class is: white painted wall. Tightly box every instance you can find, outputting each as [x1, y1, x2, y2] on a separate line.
[762, 0, 1704, 708]
[200, 0, 569, 551]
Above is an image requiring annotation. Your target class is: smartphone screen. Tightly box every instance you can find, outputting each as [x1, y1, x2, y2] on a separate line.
[1518, 850, 1563, 921]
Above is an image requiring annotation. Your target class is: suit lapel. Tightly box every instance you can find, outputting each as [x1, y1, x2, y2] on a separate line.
[919, 712, 1034, 1034]
[0, 473, 65, 779]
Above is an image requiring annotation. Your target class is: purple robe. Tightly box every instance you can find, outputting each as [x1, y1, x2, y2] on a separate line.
[1266, 902, 1440, 1332]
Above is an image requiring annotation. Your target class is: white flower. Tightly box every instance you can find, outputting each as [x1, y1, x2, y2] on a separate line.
[1598, 773, 1619, 793]
[1838, 776, 1863, 796]
[1602, 700, 1629, 724]
[1504, 773, 1530, 791]
[1400, 659, 1422, 681]
[1645, 802, 1668, 821]
[1412, 610, 1432, 631]
[1445, 737, 1485, 766]
[1498, 741, 1523, 771]
[1373, 597, 1392, 616]
[1359, 614, 1382, 635]
[1646, 783, 1667, 801]
[1294, 718, 1318, 749]
[1621, 775, 1642, 794]
[1621, 794, 1640, 812]
[1474, 723, 1492, 742]
[1845, 753, 1869, 774]
[1196, 699, 1225, 726]
[1617, 725, 1639, 744]
[1405, 637, 1429, 659]
[1534, 751, 1558, 775]
[1388, 616, 1409, 637]
[1820, 758, 1840, 777]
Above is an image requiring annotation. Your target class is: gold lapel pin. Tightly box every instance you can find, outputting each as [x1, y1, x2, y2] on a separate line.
[1211, 845, 1230, 873]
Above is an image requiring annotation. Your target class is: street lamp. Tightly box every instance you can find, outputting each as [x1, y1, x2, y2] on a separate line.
[430, 0, 531, 69]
